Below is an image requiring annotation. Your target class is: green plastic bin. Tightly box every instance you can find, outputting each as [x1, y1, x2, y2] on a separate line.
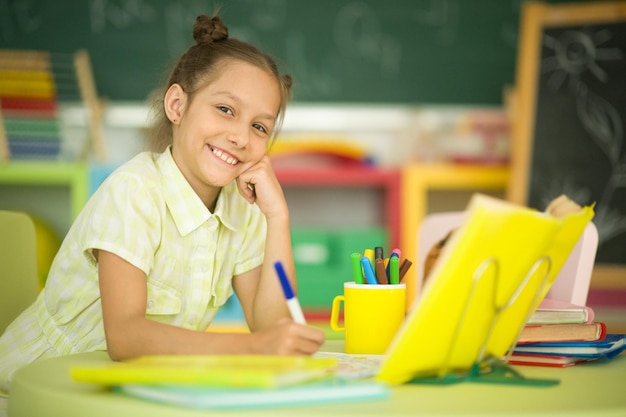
[291, 227, 388, 309]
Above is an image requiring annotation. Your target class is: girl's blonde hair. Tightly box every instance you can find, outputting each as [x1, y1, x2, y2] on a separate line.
[147, 14, 292, 152]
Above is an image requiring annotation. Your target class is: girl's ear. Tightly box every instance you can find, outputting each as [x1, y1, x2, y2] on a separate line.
[164, 83, 187, 124]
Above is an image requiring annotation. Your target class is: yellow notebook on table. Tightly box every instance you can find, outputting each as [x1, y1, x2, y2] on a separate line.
[70, 355, 391, 409]
[71, 355, 337, 388]
[376, 193, 594, 385]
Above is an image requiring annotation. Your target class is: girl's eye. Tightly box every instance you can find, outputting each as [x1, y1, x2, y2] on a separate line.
[218, 106, 233, 115]
[253, 123, 268, 134]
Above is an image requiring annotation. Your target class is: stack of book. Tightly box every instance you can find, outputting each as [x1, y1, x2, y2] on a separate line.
[509, 298, 626, 367]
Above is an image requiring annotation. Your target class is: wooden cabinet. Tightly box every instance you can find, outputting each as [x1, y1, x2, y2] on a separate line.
[401, 163, 510, 307]
[276, 166, 401, 249]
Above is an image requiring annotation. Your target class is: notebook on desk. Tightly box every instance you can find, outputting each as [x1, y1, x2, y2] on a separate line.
[338, 193, 594, 385]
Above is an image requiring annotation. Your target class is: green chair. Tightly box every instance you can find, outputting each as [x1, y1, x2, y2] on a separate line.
[0, 210, 39, 334]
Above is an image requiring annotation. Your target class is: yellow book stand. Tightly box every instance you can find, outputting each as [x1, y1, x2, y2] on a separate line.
[411, 255, 559, 387]
[376, 193, 594, 386]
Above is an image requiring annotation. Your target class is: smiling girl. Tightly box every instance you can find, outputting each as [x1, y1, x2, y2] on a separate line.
[0, 14, 324, 403]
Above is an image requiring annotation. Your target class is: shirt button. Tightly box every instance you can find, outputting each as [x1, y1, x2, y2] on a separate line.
[147, 299, 155, 309]
[189, 314, 198, 325]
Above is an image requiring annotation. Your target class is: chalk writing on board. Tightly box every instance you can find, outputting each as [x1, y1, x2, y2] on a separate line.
[542, 28, 623, 92]
[0, 0, 41, 41]
[1, 0, 524, 103]
[333, 2, 402, 79]
[411, 0, 459, 45]
[531, 24, 626, 263]
[248, 0, 286, 31]
[578, 84, 626, 247]
[500, 0, 524, 49]
[89, 0, 157, 34]
[163, 2, 198, 57]
[285, 34, 339, 99]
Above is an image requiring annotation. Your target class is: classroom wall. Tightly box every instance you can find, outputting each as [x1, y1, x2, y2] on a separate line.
[2, 0, 596, 236]
[3, 0, 623, 314]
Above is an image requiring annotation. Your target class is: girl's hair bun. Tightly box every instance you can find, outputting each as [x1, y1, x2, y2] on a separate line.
[193, 15, 229, 45]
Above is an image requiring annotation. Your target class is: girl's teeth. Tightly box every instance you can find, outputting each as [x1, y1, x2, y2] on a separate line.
[212, 148, 238, 165]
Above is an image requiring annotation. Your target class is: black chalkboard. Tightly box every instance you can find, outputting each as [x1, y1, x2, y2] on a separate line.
[0, 0, 533, 103]
[511, 2, 626, 278]
[529, 22, 626, 265]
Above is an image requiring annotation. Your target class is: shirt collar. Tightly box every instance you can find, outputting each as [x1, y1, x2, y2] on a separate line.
[156, 147, 238, 236]
[212, 184, 238, 232]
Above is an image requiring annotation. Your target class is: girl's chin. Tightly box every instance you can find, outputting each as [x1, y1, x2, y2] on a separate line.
[201, 170, 238, 188]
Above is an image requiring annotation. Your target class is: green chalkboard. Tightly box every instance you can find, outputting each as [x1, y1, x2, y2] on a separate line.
[0, 0, 587, 103]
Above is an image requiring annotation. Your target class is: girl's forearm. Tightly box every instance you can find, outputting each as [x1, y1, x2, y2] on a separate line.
[250, 214, 295, 330]
[105, 316, 259, 360]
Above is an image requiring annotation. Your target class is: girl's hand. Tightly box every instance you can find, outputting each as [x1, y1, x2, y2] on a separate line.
[236, 155, 287, 218]
[251, 318, 325, 355]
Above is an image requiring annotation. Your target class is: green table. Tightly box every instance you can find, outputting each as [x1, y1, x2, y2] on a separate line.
[8, 341, 626, 417]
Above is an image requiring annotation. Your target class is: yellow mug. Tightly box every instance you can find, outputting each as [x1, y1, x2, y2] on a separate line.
[330, 282, 406, 354]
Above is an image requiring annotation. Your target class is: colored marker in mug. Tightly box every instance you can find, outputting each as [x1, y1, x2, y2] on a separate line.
[399, 258, 413, 282]
[389, 256, 400, 284]
[360, 257, 378, 285]
[351, 253, 365, 284]
[386, 252, 399, 278]
[364, 248, 375, 267]
[375, 258, 389, 284]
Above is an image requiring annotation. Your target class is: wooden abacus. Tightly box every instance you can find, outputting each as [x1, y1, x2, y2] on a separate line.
[0, 49, 105, 162]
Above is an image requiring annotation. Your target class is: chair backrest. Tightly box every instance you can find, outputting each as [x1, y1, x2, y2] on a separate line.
[415, 211, 598, 306]
[0, 210, 39, 334]
[416, 212, 466, 297]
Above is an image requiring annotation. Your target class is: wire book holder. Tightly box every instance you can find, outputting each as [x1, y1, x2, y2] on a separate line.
[411, 255, 560, 387]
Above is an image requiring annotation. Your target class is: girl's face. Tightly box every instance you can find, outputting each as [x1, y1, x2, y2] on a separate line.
[168, 60, 281, 205]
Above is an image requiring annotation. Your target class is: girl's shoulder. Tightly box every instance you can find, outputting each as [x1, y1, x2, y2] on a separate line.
[115, 151, 160, 177]
[87, 152, 166, 214]
[101, 152, 162, 189]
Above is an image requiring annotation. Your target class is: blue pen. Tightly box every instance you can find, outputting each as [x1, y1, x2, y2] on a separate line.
[274, 261, 307, 325]
[360, 257, 378, 284]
